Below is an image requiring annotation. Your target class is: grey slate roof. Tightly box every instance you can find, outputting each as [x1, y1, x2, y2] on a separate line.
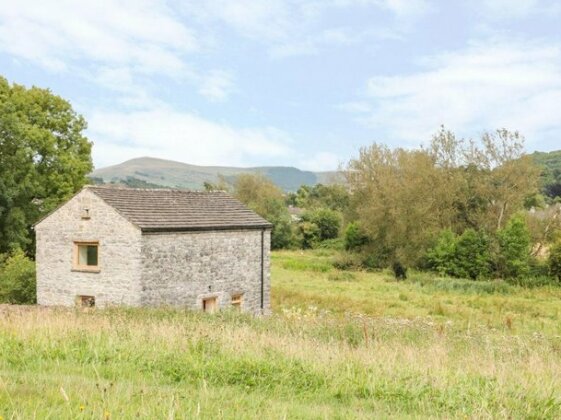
[88, 186, 272, 232]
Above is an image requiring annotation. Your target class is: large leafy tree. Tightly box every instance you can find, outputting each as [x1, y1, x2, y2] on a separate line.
[233, 173, 291, 249]
[0, 77, 93, 254]
[346, 127, 540, 268]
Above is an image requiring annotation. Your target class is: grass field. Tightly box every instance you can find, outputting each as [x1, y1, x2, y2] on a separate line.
[1, 250, 561, 418]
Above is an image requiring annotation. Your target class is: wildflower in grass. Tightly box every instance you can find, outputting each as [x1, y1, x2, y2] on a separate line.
[79, 405, 85, 411]
[104, 411, 110, 419]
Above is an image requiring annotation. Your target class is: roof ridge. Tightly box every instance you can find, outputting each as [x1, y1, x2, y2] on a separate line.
[86, 185, 228, 194]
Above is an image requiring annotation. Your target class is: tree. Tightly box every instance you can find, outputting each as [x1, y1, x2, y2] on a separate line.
[426, 229, 457, 276]
[429, 126, 540, 232]
[295, 184, 350, 212]
[233, 174, 291, 249]
[496, 215, 531, 278]
[344, 222, 369, 251]
[0, 249, 36, 304]
[451, 229, 492, 280]
[303, 208, 341, 241]
[346, 144, 452, 267]
[0, 77, 92, 254]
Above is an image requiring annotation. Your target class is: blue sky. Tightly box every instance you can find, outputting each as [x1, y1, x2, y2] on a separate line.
[1, 0, 560, 171]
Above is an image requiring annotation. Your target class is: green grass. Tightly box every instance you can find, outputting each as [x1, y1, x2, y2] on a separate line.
[1, 250, 561, 418]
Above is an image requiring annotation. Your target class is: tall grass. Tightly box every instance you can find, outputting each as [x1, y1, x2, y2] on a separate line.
[0, 250, 560, 418]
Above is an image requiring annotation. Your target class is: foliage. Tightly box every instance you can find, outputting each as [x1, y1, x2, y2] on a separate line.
[233, 174, 291, 249]
[549, 240, 561, 281]
[0, 249, 36, 304]
[496, 215, 531, 278]
[297, 221, 320, 249]
[532, 150, 561, 199]
[425, 229, 457, 276]
[332, 252, 363, 270]
[289, 184, 349, 212]
[392, 261, 407, 280]
[346, 127, 540, 269]
[0, 77, 92, 254]
[302, 208, 341, 241]
[344, 222, 370, 251]
[315, 238, 345, 250]
[451, 229, 492, 280]
[203, 175, 231, 192]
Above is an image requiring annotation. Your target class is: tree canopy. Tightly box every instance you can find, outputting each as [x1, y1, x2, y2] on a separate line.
[346, 127, 540, 268]
[0, 77, 92, 254]
[233, 173, 291, 249]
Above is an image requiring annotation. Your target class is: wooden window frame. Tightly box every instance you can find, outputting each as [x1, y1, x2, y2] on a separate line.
[231, 294, 243, 310]
[72, 241, 100, 272]
[202, 296, 218, 313]
[76, 295, 96, 308]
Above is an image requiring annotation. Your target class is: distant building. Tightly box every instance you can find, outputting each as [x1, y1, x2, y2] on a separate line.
[34, 186, 272, 314]
[288, 205, 305, 222]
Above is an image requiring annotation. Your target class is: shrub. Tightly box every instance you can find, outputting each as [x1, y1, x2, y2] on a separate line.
[528, 258, 550, 277]
[269, 214, 292, 250]
[316, 238, 345, 251]
[332, 253, 362, 271]
[298, 221, 321, 249]
[425, 229, 457, 275]
[549, 241, 561, 281]
[0, 249, 36, 304]
[344, 222, 369, 251]
[451, 229, 492, 280]
[302, 209, 341, 242]
[496, 215, 531, 278]
[392, 261, 407, 280]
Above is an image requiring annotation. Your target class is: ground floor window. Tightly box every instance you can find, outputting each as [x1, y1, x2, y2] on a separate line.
[76, 295, 95, 308]
[231, 294, 243, 310]
[202, 297, 217, 313]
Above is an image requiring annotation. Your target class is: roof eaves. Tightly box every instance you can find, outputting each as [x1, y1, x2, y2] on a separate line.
[141, 223, 273, 234]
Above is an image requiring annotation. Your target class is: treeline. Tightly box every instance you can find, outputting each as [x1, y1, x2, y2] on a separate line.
[227, 127, 561, 283]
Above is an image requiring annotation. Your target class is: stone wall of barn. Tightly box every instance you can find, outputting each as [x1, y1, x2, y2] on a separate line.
[140, 229, 271, 314]
[35, 189, 143, 307]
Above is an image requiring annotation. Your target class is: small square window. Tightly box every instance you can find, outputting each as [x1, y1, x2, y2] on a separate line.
[231, 294, 243, 310]
[73, 242, 99, 271]
[77, 295, 95, 308]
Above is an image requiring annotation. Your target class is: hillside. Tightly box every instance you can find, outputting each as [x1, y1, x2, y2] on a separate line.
[532, 150, 561, 198]
[90, 157, 341, 192]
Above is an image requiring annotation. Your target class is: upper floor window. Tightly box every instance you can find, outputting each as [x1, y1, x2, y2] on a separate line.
[73, 242, 99, 271]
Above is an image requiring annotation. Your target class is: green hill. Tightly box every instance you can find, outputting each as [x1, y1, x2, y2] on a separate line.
[90, 157, 341, 192]
[532, 150, 561, 198]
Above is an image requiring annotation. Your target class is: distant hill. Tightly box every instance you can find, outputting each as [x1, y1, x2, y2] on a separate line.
[90, 157, 342, 192]
[532, 150, 561, 198]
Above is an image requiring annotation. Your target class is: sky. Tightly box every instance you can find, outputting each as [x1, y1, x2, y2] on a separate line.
[1, 0, 560, 171]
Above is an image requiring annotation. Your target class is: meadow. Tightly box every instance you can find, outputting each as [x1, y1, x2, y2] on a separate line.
[1, 250, 561, 419]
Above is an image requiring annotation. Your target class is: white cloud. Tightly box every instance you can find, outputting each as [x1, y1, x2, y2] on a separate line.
[477, 0, 560, 19]
[0, 0, 197, 76]
[183, 0, 428, 58]
[199, 70, 236, 102]
[345, 39, 561, 149]
[87, 106, 292, 168]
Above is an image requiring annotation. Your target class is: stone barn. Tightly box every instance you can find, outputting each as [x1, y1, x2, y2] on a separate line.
[35, 185, 272, 314]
